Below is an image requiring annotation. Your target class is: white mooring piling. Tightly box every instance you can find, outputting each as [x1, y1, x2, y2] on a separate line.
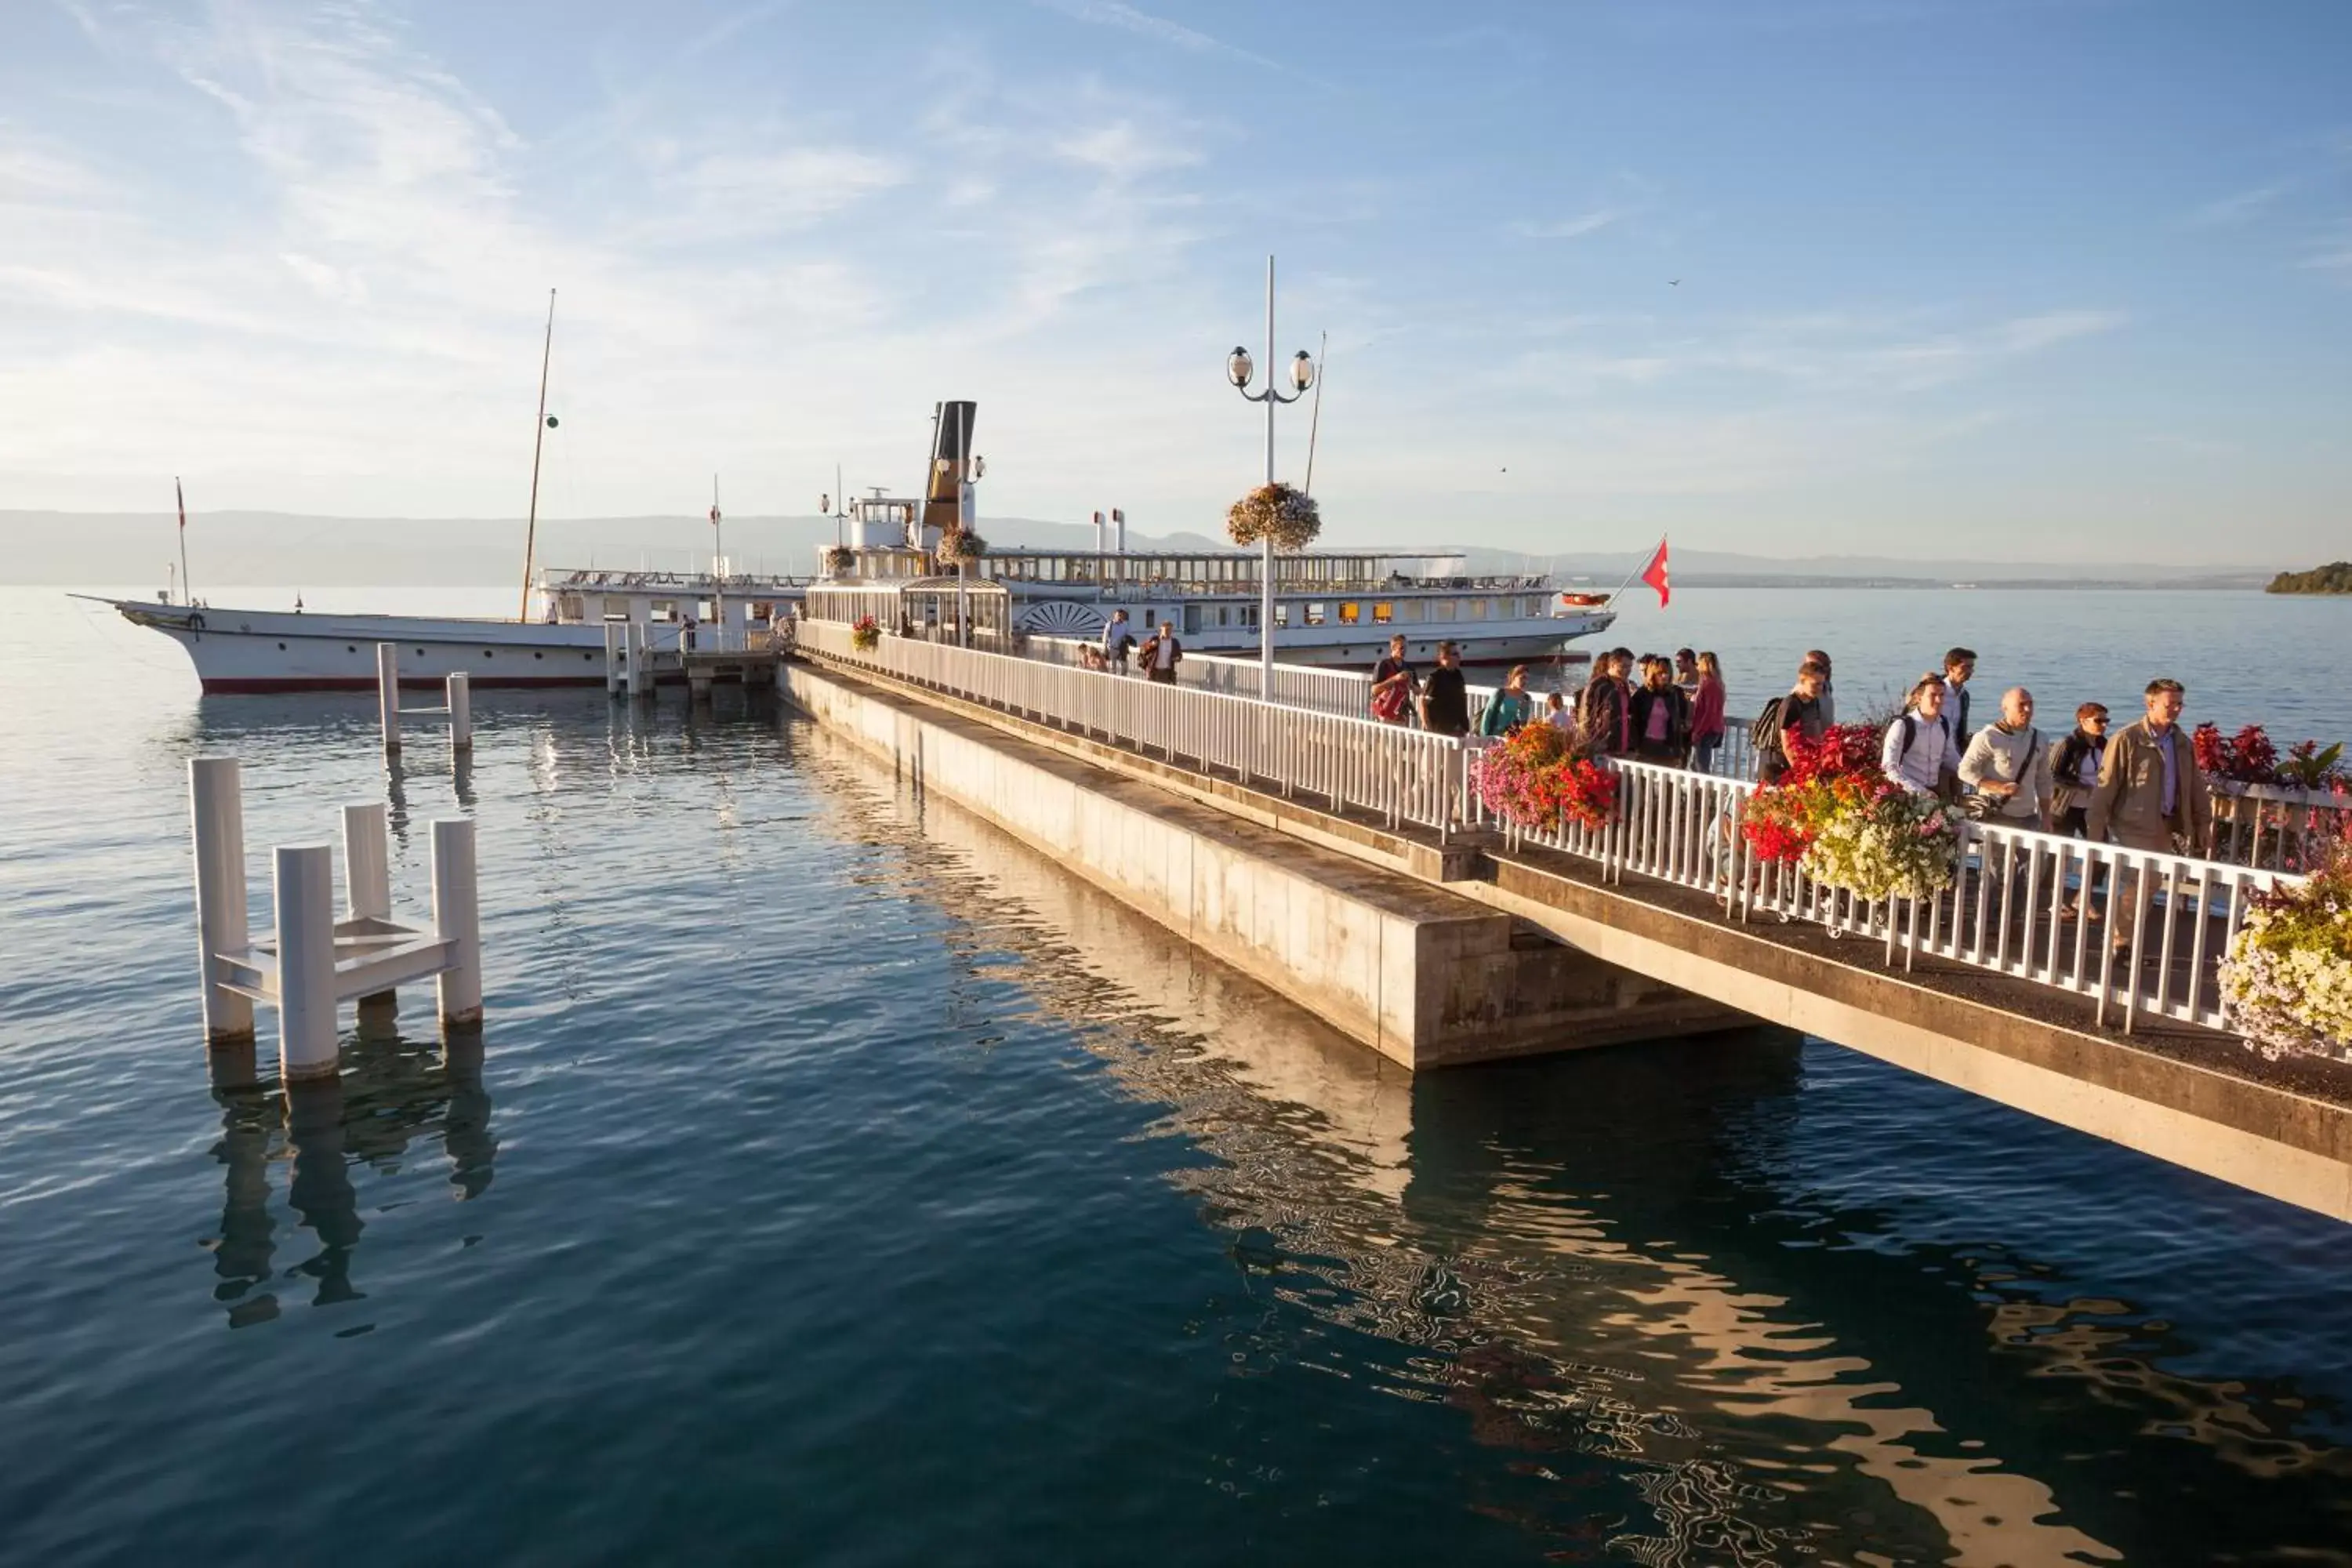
[377, 643, 475, 751]
[446, 670, 473, 750]
[187, 756, 485, 1080]
[625, 621, 652, 698]
[376, 643, 403, 754]
[274, 843, 340, 1080]
[343, 800, 395, 1018]
[432, 818, 484, 1025]
[342, 801, 391, 921]
[604, 622, 626, 695]
[189, 757, 255, 1044]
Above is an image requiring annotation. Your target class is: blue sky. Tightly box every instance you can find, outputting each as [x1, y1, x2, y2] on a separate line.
[1, 0, 2346, 563]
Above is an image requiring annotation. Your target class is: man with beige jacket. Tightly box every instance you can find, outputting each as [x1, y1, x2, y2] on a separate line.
[2086, 678, 2210, 956]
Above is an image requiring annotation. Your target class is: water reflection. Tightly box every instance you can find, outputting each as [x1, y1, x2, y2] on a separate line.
[794, 722, 2352, 1566]
[200, 1032, 497, 1328]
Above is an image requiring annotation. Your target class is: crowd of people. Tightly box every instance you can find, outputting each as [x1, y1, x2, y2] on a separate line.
[1362, 633, 1735, 766]
[1370, 635, 2214, 896]
[1087, 621, 2215, 880]
[1745, 644, 2210, 864]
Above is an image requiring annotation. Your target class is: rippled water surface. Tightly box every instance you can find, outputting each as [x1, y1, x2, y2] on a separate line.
[5, 587, 2352, 1566]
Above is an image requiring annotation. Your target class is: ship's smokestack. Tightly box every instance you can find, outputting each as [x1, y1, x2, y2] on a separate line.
[1112, 507, 1125, 553]
[917, 400, 978, 548]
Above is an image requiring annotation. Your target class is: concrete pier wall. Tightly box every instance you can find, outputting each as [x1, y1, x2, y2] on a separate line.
[782, 661, 1748, 1069]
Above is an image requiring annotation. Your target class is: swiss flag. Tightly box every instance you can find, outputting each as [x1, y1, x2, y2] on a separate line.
[1639, 537, 1670, 608]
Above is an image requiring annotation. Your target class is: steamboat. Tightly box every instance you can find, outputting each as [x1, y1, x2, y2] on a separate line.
[101, 397, 1614, 691]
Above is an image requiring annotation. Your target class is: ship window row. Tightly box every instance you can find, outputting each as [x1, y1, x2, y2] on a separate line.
[971, 557, 1545, 592]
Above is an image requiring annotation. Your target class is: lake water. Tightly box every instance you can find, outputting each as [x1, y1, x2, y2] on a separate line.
[5, 584, 2351, 1566]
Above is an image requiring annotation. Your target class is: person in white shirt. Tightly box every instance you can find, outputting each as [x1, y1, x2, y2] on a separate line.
[1958, 687, 2052, 825]
[1882, 673, 1952, 797]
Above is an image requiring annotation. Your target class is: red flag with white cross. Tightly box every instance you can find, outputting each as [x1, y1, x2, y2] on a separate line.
[1639, 537, 1670, 608]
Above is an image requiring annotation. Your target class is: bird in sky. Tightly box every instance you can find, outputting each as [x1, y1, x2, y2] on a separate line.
[1667, 278, 1681, 286]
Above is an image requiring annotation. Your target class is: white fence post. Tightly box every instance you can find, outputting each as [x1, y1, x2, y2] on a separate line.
[446, 671, 472, 750]
[274, 843, 339, 1080]
[431, 818, 484, 1025]
[189, 757, 255, 1044]
[376, 642, 401, 754]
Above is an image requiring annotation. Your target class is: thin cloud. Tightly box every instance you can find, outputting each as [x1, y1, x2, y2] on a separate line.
[2185, 181, 2290, 228]
[1054, 120, 1203, 182]
[1513, 209, 1621, 241]
[1028, 0, 1280, 71]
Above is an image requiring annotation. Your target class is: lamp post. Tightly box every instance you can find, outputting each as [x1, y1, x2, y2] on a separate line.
[1226, 254, 1316, 686]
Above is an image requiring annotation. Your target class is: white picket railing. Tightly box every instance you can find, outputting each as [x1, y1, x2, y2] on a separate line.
[799, 619, 1464, 832]
[1462, 753, 2303, 1035]
[1020, 634, 1380, 717]
[2210, 781, 2352, 873]
[800, 621, 2301, 1038]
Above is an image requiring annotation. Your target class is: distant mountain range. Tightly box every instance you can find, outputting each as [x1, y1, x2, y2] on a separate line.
[0, 510, 2275, 591]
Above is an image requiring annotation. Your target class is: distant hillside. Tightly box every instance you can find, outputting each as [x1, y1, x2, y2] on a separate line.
[2267, 561, 2352, 594]
[0, 510, 2274, 591]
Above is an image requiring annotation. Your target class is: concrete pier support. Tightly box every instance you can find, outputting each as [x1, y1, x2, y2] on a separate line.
[376, 643, 401, 754]
[274, 843, 339, 1081]
[782, 662, 1746, 1068]
[432, 818, 484, 1026]
[189, 757, 255, 1044]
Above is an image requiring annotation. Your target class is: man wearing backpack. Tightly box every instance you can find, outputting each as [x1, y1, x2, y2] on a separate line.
[1754, 660, 1829, 785]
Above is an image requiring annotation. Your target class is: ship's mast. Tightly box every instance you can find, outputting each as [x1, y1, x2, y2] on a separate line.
[517, 289, 556, 622]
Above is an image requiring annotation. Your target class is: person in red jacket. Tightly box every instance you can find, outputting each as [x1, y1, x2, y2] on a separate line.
[1690, 651, 1727, 774]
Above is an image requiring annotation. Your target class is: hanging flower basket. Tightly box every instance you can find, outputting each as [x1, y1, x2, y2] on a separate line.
[850, 614, 880, 652]
[1471, 723, 1618, 832]
[1737, 722, 1958, 899]
[2222, 841, 2352, 1061]
[1801, 785, 1961, 902]
[821, 545, 855, 575]
[941, 529, 988, 564]
[1738, 723, 1886, 866]
[1225, 483, 1322, 552]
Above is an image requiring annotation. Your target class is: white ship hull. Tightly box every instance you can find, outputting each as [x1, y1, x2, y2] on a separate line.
[107, 592, 1613, 693]
[107, 600, 626, 693]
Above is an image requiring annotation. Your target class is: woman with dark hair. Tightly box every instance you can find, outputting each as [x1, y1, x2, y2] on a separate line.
[1478, 664, 1534, 738]
[1627, 656, 1693, 764]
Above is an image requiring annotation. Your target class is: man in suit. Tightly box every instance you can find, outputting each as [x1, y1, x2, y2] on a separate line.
[2086, 677, 2211, 959]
